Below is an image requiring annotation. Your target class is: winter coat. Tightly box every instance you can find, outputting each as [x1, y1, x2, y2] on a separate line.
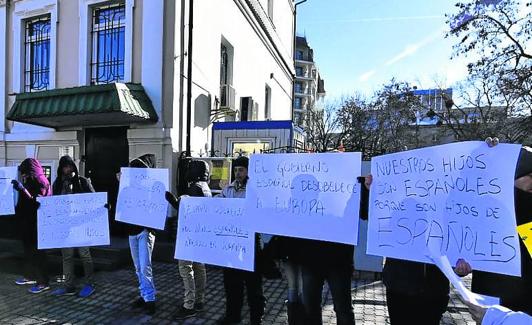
[16, 159, 52, 239]
[472, 147, 532, 314]
[52, 155, 95, 195]
[472, 188, 532, 313]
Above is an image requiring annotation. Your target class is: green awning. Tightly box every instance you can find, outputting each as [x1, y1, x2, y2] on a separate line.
[7, 83, 158, 128]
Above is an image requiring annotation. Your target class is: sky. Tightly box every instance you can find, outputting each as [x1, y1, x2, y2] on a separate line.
[296, 0, 472, 99]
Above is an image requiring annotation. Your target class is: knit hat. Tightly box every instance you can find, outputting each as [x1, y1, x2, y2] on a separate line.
[233, 156, 249, 169]
[515, 146, 532, 179]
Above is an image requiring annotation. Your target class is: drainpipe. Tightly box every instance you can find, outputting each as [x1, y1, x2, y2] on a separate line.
[185, 0, 193, 156]
[292, 0, 307, 123]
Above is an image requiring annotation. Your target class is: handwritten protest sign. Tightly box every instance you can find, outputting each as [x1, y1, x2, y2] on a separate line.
[175, 197, 254, 271]
[246, 153, 362, 245]
[517, 222, 532, 258]
[0, 167, 18, 216]
[115, 167, 169, 230]
[37, 192, 109, 249]
[367, 141, 522, 276]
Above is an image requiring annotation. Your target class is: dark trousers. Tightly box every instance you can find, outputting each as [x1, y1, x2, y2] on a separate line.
[301, 265, 355, 325]
[22, 227, 49, 286]
[223, 268, 265, 323]
[386, 289, 449, 325]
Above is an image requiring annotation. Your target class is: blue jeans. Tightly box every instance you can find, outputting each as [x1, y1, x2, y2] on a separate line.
[129, 230, 156, 302]
[301, 265, 355, 325]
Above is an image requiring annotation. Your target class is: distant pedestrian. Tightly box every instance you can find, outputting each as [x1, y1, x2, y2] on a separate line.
[12, 158, 52, 294]
[50, 155, 96, 298]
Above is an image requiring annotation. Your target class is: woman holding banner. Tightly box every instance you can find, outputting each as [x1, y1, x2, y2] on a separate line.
[12, 158, 52, 294]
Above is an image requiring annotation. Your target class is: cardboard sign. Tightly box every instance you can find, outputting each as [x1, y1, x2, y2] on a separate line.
[37, 192, 110, 249]
[517, 222, 532, 258]
[246, 152, 362, 245]
[175, 197, 255, 271]
[367, 141, 522, 276]
[0, 167, 18, 216]
[115, 167, 169, 230]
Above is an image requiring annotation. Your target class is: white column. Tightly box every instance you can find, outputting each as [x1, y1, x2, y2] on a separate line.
[141, 0, 164, 120]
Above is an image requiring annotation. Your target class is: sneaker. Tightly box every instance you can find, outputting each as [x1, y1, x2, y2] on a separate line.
[145, 301, 156, 315]
[216, 316, 241, 325]
[174, 305, 197, 320]
[130, 298, 145, 309]
[28, 285, 50, 294]
[55, 274, 66, 283]
[51, 287, 76, 296]
[78, 284, 95, 298]
[194, 302, 204, 311]
[15, 278, 36, 286]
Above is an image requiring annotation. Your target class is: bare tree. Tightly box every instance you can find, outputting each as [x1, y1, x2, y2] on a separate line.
[447, 0, 532, 119]
[303, 103, 343, 153]
[428, 68, 531, 142]
[336, 80, 420, 159]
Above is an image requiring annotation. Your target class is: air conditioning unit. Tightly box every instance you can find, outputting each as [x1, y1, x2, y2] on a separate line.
[240, 96, 254, 121]
[220, 84, 236, 111]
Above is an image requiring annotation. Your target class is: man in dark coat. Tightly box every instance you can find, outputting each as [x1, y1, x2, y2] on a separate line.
[166, 159, 212, 320]
[12, 158, 52, 294]
[51, 155, 96, 298]
[472, 146, 532, 314]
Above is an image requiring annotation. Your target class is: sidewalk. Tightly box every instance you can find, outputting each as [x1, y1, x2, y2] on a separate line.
[0, 262, 475, 324]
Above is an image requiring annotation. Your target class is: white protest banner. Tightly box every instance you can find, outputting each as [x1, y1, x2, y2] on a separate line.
[0, 167, 18, 216]
[115, 167, 169, 230]
[175, 197, 254, 271]
[367, 141, 522, 276]
[246, 152, 362, 245]
[37, 192, 110, 249]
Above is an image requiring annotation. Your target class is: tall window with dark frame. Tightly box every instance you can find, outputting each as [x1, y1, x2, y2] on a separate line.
[90, 3, 126, 85]
[24, 15, 51, 92]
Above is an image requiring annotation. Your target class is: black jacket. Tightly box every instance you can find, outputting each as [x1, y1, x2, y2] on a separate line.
[186, 160, 212, 198]
[52, 155, 95, 195]
[472, 188, 532, 313]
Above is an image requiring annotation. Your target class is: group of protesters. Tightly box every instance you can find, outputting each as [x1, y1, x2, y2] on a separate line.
[8, 138, 531, 325]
